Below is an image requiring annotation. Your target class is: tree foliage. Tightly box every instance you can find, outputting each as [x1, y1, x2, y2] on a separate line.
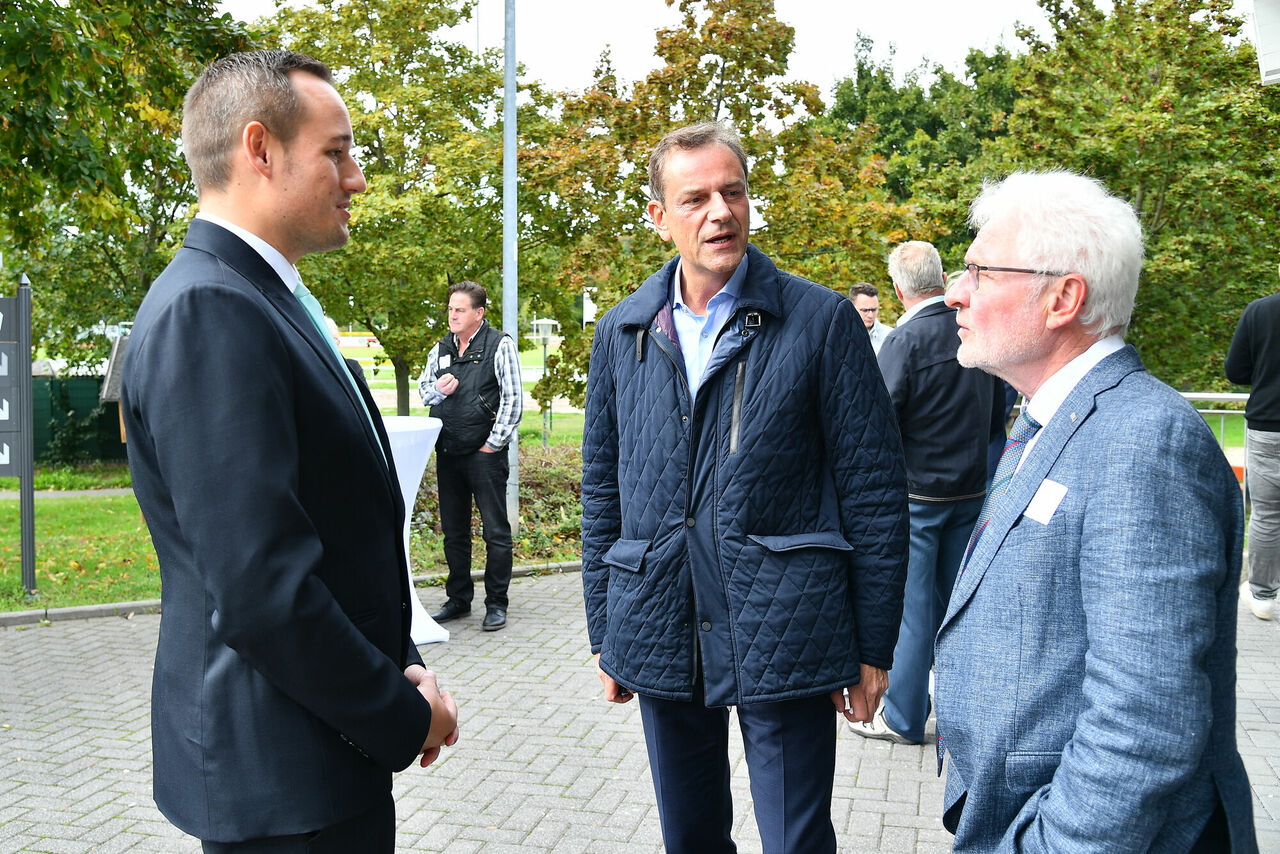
[1, 0, 249, 366]
[830, 0, 1280, 388]
[262, 0, 572, 413]
[996, 0, 1280, 388]
[525, 0, 923, 404]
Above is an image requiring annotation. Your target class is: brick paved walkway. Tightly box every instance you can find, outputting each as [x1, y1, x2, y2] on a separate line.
[1, 571, 1276, 852]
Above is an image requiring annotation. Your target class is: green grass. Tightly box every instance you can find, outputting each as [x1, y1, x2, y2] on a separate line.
[0, 494, 159, 610]
[0, 443, 584, 612]
[0, 462, 132, 492]
[1202, 412, 1245, 450]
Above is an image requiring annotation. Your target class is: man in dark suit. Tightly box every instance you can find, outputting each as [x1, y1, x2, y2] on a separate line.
[934, 170, 1256, 852]
[849, 240, 1003, 746]
[122, 50, 458, 852]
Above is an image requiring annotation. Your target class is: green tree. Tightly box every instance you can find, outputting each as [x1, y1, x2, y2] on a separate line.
[993, 0, 1280, 387]
[825, 38, 1020, 259]
[1, 1, 249, 366]
[263, 0, 550, 413]
[524, 0, 923, 404]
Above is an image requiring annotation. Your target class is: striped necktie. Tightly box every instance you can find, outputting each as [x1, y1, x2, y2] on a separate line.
[962, 410, 1042, 569]
[293, 281, 386, 466]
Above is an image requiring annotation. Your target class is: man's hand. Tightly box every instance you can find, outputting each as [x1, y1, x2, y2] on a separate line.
[435, 373, 458, 396]
[479, 445, 497, 454]
[830, 664, 889, 723]
[593, 653, 633, 703]
[404, 665, 460, 767]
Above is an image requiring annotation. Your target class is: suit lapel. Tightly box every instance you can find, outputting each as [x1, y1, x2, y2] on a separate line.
[182, 220, 396, 486]
[940, 346, 1146, 627]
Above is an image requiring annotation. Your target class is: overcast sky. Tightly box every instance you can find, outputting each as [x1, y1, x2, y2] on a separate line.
[215, 0, 1057, 101]
[215, 0, 1260, 103]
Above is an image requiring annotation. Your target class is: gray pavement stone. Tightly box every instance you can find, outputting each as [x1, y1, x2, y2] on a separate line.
[1, 571, 1277, 852]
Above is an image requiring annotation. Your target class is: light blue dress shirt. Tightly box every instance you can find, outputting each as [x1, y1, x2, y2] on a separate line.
[670, 254, 748, 401]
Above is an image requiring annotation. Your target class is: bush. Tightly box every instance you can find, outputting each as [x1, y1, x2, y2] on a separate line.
[409, 443, 582, 573]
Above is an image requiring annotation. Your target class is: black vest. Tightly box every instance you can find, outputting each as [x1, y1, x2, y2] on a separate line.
[430, 322, 509, 455]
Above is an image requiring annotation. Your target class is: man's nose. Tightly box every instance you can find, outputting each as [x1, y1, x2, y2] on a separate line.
[707, 191, 732, 220]
[945, 277, 972, 308]
[345, 159, 367, 194]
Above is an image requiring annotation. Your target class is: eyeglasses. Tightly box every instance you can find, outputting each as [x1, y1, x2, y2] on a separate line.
[855, 307, 878, 315]
[950, 262, 1069, 291]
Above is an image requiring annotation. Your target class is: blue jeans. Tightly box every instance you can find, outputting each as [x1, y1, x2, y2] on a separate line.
[883, 496, 984, 742]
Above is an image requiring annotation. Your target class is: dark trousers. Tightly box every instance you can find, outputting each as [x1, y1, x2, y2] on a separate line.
[201, 791, 394, 853]
[437, 447, 512, 609]
[637, 680, 837, 854]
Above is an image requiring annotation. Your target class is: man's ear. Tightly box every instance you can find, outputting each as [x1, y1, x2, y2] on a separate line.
[1045, 273, 1087, 331]
[647, 199, 672, 242]
[242, 121, 274, 180]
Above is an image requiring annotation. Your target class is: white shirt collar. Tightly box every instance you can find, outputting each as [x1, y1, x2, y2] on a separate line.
[1026, 335, 1126, 429]
[195, 212, 302, 294]
[896, 293, 947, 327]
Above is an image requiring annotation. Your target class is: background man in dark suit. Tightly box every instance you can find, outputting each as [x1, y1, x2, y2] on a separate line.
[849, 240, 1003, 746]
[122, 50, 458, 853]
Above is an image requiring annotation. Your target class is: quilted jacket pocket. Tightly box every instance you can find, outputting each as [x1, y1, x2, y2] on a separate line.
[602, 538, 651, 573]
[747, 532, 854, 553]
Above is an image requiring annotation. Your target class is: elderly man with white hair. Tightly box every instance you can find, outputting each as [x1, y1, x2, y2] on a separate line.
[933, 171, 1257, 853]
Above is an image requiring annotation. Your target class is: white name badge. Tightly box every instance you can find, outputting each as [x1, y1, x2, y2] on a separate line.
[1024, 479, 1067, 525]
[438, 355, 451, 370]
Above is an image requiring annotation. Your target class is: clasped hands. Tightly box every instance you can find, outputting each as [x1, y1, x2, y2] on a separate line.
[404, 665, 460, 768]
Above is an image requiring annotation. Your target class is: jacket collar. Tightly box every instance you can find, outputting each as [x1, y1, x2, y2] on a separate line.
[181, 219, 396, 474]
[614, 243, 784, 328]
[898, 296, 951, 326]
[940, 344, 1146, 628]
[183, 218, 291, 297]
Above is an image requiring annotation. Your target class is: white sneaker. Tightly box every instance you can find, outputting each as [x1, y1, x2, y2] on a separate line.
[846, 707, 920, 745]
[1241, 581, 1275, 621]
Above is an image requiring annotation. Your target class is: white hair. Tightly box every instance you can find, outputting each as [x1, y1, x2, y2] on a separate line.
[887, 241, 944, 299]
[969, 170, 1144, 336]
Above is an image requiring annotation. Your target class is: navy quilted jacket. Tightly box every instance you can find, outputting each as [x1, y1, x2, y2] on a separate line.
[581, 245, 909, 707]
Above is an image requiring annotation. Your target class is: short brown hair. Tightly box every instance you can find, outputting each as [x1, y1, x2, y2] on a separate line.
[182, 50, 332, 191]
[449, 281, 487, 310]
[848, 282, 878, 301]
[647, 122, 749, 204]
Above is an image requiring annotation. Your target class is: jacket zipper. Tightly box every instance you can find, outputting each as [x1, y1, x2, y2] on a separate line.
[729, 361, 745, 455]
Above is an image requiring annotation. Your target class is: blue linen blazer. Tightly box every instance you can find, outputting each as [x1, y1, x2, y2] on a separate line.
[122, 220, 429, 842]
[934, 345, 1257, 852]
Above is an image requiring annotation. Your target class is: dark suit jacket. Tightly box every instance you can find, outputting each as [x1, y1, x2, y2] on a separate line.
[877, 300, 1005, 500]
[122, 219, 429, 842]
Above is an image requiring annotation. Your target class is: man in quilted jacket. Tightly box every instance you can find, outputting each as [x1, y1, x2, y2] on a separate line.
[581, 122, 909, 854]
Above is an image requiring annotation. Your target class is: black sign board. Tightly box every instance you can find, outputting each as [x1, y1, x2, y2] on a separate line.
[0, 297, 14, 343]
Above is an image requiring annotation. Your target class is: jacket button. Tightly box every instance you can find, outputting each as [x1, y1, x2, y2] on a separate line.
[681, 415, 688, 422]
[701, 621, 712, 631]
[685, 517, 695, 527]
